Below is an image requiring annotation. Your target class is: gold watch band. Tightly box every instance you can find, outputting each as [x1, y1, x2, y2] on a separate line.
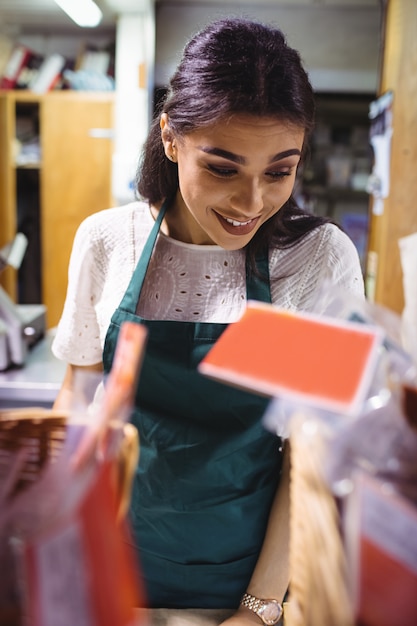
[240, 592, 283, 625]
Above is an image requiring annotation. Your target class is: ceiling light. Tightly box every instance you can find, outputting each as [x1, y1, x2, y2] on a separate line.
[53, 0, 103, 28]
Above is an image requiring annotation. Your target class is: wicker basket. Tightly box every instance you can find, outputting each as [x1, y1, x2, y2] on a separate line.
[0, 408, 67, 500]
[0, 406, 139, 510]
[286, 413, 354, 626]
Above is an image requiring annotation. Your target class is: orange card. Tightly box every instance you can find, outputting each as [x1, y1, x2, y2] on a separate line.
[199, 301, 383, 415]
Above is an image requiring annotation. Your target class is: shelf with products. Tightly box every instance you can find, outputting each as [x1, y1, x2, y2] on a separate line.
[297, 93, 375, 273]
[300, 94, 374, 212]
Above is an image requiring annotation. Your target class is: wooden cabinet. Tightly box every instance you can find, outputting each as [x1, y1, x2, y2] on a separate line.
[0, 90, 114, 327]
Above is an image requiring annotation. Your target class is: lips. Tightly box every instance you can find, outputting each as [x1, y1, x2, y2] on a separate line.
[214, 211, 260, 236]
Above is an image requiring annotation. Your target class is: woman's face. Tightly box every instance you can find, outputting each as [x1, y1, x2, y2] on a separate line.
[160, 113, 305, 250]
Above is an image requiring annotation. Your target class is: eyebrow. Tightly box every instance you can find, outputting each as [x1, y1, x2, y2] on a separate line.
[198, 146, 301, 164]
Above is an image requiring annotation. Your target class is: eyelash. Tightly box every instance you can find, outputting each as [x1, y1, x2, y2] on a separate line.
[268, 170, 292, 180]
[207, 164, 293, 180]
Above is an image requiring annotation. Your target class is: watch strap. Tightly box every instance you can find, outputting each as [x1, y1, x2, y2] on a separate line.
[240, 592, 283, 625]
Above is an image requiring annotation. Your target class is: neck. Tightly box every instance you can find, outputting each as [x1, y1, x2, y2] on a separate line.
[152, 194, 214, 245]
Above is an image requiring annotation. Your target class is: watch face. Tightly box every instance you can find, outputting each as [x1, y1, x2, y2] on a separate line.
[260, 601, 282, 625]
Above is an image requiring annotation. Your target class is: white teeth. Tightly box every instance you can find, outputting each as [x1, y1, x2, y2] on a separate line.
[224, 217, 252, 227]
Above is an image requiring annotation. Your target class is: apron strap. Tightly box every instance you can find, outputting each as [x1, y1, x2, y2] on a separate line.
[246, 248, 272, 303]
[120, 199, 169, 313]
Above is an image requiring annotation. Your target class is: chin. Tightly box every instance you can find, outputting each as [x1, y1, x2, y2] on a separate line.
[217, 236, 255, 251]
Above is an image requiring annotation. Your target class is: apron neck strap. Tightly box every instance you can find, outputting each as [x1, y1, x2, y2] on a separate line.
[137, 199, 168, 284]
[246, 249, 272, 303]
[121, 199, 169, 312]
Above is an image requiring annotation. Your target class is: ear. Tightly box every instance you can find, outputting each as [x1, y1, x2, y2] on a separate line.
[160, 113, 177, 163]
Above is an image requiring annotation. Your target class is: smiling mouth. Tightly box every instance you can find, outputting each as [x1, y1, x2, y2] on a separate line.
[214, 211, 260, 235]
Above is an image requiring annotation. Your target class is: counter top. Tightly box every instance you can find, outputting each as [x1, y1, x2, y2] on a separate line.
[0, 330, 66, 408]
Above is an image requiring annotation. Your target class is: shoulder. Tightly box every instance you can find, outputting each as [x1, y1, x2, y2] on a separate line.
[294, 221, 358, 254]
[76, 200, 151, 240]
[317, 222, 360, 253]
[270, 222, 354, 265]
[71, 200, 153, 261]
[315, 222, 364, 276]
[269, 223, 364, 310]
[272, 222, 361, 266]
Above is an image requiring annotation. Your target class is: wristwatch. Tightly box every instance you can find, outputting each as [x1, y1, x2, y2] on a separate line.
[240, 592, 283, 625]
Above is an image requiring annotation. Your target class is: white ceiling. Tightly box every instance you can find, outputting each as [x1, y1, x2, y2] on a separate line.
[0, 0, 380, 34]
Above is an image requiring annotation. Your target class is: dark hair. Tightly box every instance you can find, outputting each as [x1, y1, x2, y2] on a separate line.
[137, 17, 329, 268]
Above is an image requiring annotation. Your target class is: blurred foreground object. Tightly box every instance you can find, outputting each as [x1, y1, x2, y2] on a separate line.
[0, 320, 148, 626]
[200, 288, 417, 625]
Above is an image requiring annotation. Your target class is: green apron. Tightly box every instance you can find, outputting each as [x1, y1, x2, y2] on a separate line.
[103, 201, 283, 609]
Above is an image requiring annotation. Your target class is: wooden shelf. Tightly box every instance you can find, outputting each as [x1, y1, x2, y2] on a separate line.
[15, 162, 42, 169]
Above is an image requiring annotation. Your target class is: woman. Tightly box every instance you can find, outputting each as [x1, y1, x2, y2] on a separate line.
[53, 17, 364, 625]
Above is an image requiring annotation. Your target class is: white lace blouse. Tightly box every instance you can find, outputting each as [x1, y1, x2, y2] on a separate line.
[52, 201, 365, 366]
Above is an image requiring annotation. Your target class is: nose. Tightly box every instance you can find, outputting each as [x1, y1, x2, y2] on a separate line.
[230, 178, 264, 216]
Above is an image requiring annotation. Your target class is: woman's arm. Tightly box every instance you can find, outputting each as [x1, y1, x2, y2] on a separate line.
[53, 362, 104, 410]
[221, 441, 291, 625]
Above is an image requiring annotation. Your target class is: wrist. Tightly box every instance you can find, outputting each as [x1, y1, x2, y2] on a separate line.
[236, 605, 271, 625]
